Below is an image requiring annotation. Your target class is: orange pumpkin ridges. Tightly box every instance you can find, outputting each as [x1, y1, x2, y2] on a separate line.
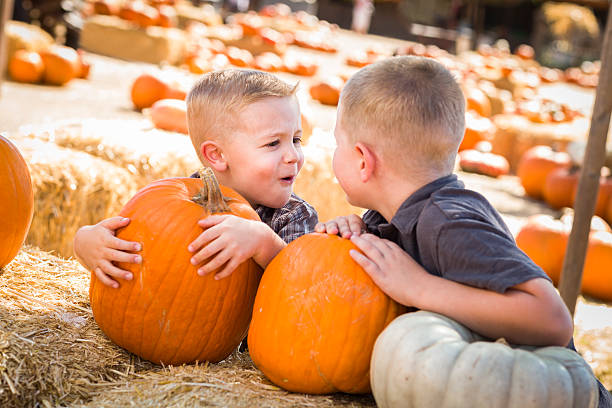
[0, 135, 34, 268]
[247, 233, 406, 394]
[89, 169, 263, 364]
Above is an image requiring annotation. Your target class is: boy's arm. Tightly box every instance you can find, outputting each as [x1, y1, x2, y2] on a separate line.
[74, 217, 142, 288]
[189, 215, 286, 279]
[349, 234, 573, 346]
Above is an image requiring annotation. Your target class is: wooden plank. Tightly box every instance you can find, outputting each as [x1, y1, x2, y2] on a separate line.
[559, 5, 612, 316]
[0, 0, 14, 97]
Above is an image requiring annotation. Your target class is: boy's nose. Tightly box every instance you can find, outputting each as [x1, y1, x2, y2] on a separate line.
[283, 145, 299, 163]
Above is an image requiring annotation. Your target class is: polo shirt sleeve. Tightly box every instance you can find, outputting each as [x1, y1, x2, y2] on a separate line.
[432, 216, 551, 293]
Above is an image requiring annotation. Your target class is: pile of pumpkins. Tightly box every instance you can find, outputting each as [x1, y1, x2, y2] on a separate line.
[516, 145, 612, 223]
[2, 135, 600, 407]
[8, 45, 91, 86]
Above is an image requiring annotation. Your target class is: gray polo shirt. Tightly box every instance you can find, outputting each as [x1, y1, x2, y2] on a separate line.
[363, 174, 611, 408]
[363, 174, 550, 293]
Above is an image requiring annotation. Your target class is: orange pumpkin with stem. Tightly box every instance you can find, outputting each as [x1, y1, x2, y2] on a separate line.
[0, 135, 34, 268]
[248, 233, 406, 394]
[90, 168, 262, 364]
[516, 145, 571, 200]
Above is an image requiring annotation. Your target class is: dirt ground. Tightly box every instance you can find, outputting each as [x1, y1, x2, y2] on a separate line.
[1, 43, 611, 396]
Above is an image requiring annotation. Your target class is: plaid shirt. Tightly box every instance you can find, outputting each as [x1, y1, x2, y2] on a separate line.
[190, 172, 317, 243]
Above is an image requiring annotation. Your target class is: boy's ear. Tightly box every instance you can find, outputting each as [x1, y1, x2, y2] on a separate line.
[355, 142, 376, 182]
[200, 141, 227, 171]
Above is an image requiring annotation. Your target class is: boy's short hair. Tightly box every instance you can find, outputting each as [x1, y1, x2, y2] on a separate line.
[340, 56, 466, 176]
[187, 69, 297, 161]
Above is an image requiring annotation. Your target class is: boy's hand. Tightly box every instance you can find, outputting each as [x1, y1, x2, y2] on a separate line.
[315, 214, 366, 238]
[189, 215, 283, 280]
[73, 217, 142, 289]
[348, 233, 427, 306]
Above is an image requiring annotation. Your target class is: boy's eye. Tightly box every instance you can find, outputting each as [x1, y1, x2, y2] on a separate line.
[267, 140, 280, 147]
[293, 137, 302, 144]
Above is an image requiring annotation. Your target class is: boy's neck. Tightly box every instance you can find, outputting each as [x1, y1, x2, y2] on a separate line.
[372, 171, 446, 222]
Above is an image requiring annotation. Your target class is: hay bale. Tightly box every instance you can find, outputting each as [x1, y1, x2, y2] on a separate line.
[80, 15, 187, 65]
[491, 114, 589, 173]
[13, 137, 138, 258]
[294, 129, 365, 223]
[21, 119, 201, 186]
[0, 246, 152, 408]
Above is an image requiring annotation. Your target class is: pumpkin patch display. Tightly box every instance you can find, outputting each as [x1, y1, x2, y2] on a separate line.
[371, 311, 598, 408]
[0, 135, 34, 269]
[516, 145, 572, 200]
[89, 168, 263, 364]
[248, 233, 406, 394]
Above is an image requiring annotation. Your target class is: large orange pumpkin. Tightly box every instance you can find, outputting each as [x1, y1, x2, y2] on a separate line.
[248, 233, 406, 394]
[516, 145, 571, 200]
[90, 168, 262, 364]
[0, 135, 34, 268]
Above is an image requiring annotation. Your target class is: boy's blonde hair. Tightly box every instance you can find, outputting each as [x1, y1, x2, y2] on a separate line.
[187, 69, 297, 162]
[339, 56, 465, 177]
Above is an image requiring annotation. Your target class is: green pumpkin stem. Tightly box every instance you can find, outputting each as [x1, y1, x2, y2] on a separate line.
[192, 167, 231, 214]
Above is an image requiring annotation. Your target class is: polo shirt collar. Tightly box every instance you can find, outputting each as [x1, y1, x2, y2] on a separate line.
[388, 173, 460, 232]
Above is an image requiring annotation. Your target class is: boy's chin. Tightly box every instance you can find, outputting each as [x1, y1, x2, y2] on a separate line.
[257, 192, 292, 209]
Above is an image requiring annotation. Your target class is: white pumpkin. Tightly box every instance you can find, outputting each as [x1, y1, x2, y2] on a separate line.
[371, 311, 598, 408]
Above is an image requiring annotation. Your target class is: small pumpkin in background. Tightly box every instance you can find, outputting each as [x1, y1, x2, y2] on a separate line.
[371, 311, 598, 408]
[130, 72, 187, 110]
[90, 168, 262, 364]
[572, 174, 612, 219]
[0, 135, 34, 268]
[309, 76, 344, 106]
[542, 166, 579, 210]
[39, 45, 81, 86]
[147, 98, 188, 134]
[458, 141, 509, 178]
[459, 110, 494, 152]
[8, 49, 44, 84]
[464, 85, 492, 117]
[248, 233, 406, 394]
[516, 145, 571, 200]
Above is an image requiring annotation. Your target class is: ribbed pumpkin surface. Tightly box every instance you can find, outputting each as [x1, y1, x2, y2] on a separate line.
[248, 233, 406, 394]
[0, 135, 34, 268]
[89, 176, 262, 364]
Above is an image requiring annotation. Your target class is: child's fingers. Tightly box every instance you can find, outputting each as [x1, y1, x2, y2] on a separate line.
[349, 249, 381, 277]
[105, 235, 141, 252]
[197, 215, 229, 229]
[214, 259, 240, 280]
[106, 248, 141, 265]
[188, 225, 222, 253]
[99, 216, 131, 230]
[347, 214, 366, 235]
[190, 236, 224, 266]
[94, 267, 119, 288]
[350, 234, 386, 263]
[197, 249, 232, 276]
[314, 222, 325, 232]
[98, 260, 133, 282]
[323, 221, 339, 234]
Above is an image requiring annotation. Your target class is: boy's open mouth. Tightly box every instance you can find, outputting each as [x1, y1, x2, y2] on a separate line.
[281, 176, 295, 183]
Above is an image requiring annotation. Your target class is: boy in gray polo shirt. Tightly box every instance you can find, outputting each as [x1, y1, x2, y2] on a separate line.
[316, 56, 611, 406]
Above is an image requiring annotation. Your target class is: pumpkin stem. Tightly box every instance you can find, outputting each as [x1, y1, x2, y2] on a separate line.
[192, 167, 231, 214]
